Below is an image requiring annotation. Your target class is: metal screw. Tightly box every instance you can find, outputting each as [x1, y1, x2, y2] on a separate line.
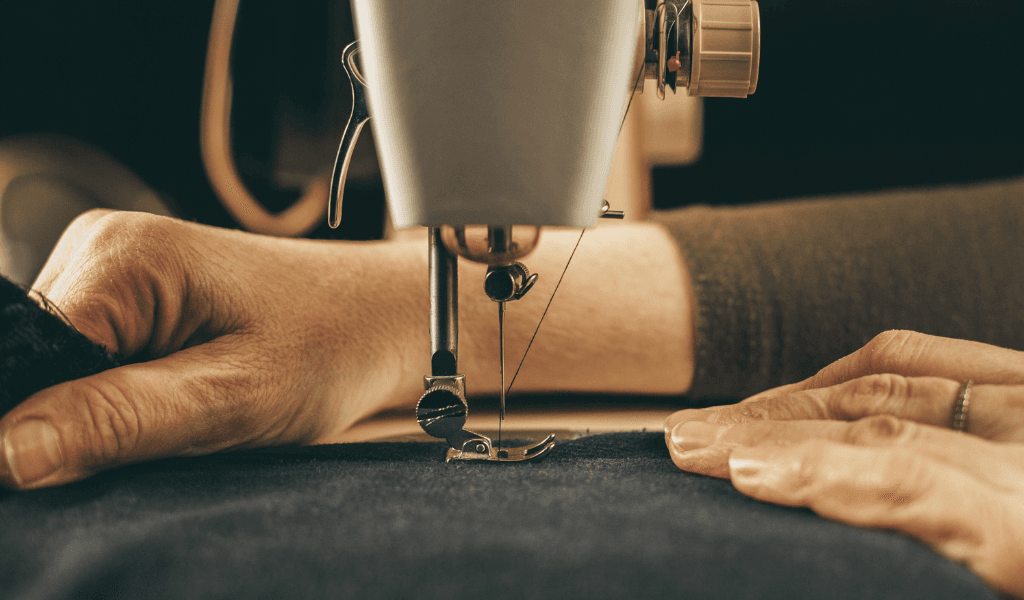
[475, 443, 487, 453]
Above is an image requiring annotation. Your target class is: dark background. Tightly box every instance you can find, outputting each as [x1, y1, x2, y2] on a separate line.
[654, 0, 1024, 207]
[1, 0, 1022, 233]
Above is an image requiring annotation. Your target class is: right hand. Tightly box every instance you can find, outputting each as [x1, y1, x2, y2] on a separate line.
[666, 331, 1024, 597]
[1, 210, 426, 490]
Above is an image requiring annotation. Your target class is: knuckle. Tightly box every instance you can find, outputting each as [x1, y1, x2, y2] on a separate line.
[864, 330, 929, 375]
[53, 212, 189, 350]
[791, 444, 828, 496]
[872, 450, 932, 507]
[780, 389, 830, 419]
[806, 330, 926, 390]
[63, 208, 116, 238]
[85, 211, 178, 260]
[834, 374, 910, 419]
[845, 414, 911, 444]
[52, 211, 180, 294]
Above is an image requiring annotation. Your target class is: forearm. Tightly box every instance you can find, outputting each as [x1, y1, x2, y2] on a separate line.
[351, 223, 695, 417]
[458, 223, 694, 397]
[3, 212, 694, 487]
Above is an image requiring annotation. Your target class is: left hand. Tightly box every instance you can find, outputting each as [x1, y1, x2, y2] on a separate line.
[665, 330, 1024, 598]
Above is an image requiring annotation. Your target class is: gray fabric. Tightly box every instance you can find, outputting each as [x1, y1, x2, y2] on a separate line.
[0, 433, 997, 600]
[653, 176, 1024, 399]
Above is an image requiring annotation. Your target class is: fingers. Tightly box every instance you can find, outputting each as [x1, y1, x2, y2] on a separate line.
[0, 342, 311, 490]
[667, 419, 833, 479]
[777, 330, 1024, 397]
[669, 415, 1024, 492]
[30, 211, 221, 359]
[728, 441, 1024, 598]
[667, 375, 1024, 442]
[668, 375, 956, 429]
[668, 331, 1024, 438]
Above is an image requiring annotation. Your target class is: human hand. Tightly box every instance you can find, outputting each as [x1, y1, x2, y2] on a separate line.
[1, 210, 426, 490]
[666, 330, 1024, 598]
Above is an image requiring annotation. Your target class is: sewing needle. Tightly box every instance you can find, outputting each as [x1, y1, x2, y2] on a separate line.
[499, 299, 507, 420]
[498, 300, 505, 450]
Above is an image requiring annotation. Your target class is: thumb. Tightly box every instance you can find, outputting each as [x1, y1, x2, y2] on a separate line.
[1, 346, 264, 490]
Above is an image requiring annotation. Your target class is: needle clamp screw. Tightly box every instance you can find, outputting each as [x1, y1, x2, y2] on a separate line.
[484, 262, 537, 302]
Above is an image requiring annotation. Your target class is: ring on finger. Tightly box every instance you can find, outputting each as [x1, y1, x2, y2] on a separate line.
[951, 380, 972, 432]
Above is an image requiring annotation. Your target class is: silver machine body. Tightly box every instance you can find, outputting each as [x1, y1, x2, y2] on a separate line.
[328, 0, 760, 461]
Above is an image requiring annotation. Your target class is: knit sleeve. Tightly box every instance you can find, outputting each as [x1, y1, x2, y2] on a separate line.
[651, 176, 1024, 400]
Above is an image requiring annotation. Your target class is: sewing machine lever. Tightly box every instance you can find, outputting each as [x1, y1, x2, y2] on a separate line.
[328, 41, 370, 229]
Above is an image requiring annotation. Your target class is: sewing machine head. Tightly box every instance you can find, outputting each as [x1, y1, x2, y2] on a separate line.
[328, 0, 760, 461]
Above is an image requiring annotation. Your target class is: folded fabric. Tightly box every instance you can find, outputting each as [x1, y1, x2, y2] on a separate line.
[0, 274, 118, 416]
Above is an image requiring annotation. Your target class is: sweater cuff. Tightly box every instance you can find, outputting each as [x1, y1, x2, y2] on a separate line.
[651, 177, 1024, 400]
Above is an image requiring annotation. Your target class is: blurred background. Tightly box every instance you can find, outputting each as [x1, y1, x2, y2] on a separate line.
[1, 0, 1022, 242]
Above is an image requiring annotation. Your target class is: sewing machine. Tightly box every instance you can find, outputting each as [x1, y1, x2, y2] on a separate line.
[324, 0, 759, 462]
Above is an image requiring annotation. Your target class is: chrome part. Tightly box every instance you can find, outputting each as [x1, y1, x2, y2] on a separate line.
[423, 375, 466, 398]
[600, 199, 626, 219]
[675, 1, 693, 89]
[488, 225, 512, 255]
[429, 227, 459, 376]
[482, 260, 537, 433]
[416, 384, 480, 452]
[446, 433, 557, 463]
[643, 2, 693, 99]
[440, 225, 541, 266]
[416, 385, 467, 441]
[484, 263, 537, 303]
[655, 3, 675, 99]
[420, 228, 555, 462]
[328, 41, 371, 229]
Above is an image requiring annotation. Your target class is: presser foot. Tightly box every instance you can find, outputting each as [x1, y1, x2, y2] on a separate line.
[446, 433, 557, 463]
[417, 379, 557, 463]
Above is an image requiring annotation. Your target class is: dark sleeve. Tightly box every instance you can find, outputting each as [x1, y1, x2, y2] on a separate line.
[650, 176, 1024, 400]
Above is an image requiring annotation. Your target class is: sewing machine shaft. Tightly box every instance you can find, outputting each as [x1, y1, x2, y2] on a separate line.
[416, 228, 554, 462]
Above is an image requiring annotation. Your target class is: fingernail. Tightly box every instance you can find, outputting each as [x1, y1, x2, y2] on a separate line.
[670, 421, 728, 452]
[665, 408, 717, 433]
[3, 420, 63, 486]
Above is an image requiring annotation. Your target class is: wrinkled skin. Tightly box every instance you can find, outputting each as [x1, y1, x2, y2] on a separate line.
[667, 330, 1024, 598]
[0, 209, 427, 490]
[1, 209, 692, 491]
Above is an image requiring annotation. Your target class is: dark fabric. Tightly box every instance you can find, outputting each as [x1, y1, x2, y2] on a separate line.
[654, 176, 1024, 399]
[0, 432, 995, 600]
[0, 275, 118, 416]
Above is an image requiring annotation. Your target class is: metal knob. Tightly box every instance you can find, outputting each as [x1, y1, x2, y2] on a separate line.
[688, 0, 760, 98]
[416, 385, 467, 441]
